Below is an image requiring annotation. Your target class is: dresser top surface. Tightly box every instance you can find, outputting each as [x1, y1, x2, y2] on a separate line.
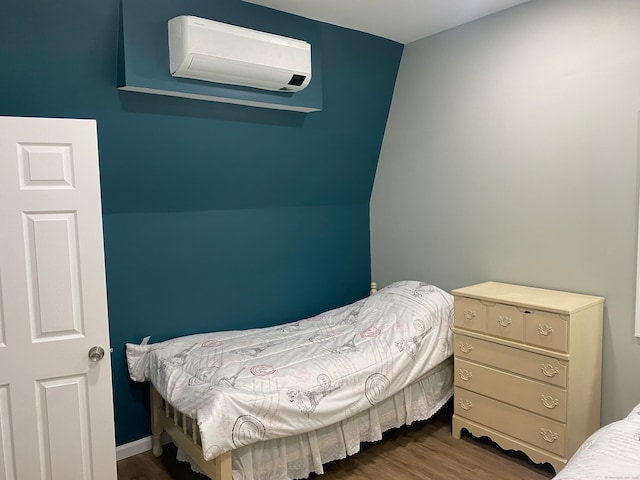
[452, 281, 604, 313]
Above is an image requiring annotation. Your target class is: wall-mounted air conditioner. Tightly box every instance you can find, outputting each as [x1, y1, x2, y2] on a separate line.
[168, 16, 312, 92]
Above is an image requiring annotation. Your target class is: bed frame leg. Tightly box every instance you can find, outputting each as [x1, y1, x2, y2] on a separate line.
[150, 386, 164, 457]
[216, 451, 232, 480]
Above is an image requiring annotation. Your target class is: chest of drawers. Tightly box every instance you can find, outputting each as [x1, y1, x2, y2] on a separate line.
[451, 281, 603, 473]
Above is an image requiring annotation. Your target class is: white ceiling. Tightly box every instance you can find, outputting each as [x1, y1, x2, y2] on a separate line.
[242, 0, 532, 44]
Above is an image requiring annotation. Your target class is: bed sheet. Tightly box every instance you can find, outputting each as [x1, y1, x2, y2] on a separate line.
[553, 402, 640, 479]
[179, 360, 453, 480]
[126, 280, 454, 460]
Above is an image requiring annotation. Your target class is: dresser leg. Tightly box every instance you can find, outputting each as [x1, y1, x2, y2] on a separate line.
[452, 415, 462, 439]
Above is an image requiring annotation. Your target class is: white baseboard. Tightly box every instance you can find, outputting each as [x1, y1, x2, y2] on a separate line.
[116, 436, 152, 461]
[116, 433, 171, 461]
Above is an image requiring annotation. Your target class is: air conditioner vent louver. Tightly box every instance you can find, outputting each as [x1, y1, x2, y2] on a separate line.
[168, 16, 312, 92]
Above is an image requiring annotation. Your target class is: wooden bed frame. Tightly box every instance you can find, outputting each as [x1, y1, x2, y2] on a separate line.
[150, 282, 379, 480]
[151, 385, 232, 479]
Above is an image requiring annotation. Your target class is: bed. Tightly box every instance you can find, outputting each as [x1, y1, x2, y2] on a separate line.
[552, 402, 640, 479]
[126, 280, 455, 480]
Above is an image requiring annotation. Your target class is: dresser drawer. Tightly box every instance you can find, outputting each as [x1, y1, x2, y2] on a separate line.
[454, 387, 566, 456]
[454, 333, 567, 387]
[525, 310, 568, 352]
[454, 297, 486, 333]
[486, 303, 524, 342]
[455, 358, 567, 421]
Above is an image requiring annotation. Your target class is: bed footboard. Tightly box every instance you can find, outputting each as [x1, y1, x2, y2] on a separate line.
[151, 386, 232, 480]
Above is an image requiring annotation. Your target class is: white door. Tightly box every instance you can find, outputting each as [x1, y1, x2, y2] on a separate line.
[0, 116, 117, 480]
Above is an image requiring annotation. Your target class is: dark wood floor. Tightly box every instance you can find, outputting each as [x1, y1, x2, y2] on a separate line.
[117, 402, 556, 480]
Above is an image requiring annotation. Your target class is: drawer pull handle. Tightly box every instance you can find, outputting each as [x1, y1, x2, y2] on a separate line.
[540, 395, 560, 409]
[540, 428, 559, 443]
[459, 342, 473, 354]
[459, 399, 473, 411]
[458, 369, 473, 381]
[537, 324, 553, 336]
[497, 316, 512, 327]
[463, 309, 476, 321]
[540, 364, 559, 378]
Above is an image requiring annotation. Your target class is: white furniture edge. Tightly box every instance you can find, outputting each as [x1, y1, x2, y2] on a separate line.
[636, 115, 640, 338]
[636, 201, 640, 337]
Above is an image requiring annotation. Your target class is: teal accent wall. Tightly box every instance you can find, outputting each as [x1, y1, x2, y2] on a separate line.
[0, 0, 403, 445]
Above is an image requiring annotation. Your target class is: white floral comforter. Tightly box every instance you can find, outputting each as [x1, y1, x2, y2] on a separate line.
[126, 280, 454, 460]
[553, 402, 640, 479]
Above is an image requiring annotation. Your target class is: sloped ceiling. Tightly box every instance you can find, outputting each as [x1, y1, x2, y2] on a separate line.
[242, 0, 532, 44]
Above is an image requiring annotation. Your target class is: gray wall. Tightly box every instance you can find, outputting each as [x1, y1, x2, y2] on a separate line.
[371, 0, 640, 425]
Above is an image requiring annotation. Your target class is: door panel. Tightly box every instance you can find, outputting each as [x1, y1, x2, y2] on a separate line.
[24, 211, 83, 340]
[0, 385, 16, 480]
[17, 143, 75, 190]
[36, 375, 91, 480]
